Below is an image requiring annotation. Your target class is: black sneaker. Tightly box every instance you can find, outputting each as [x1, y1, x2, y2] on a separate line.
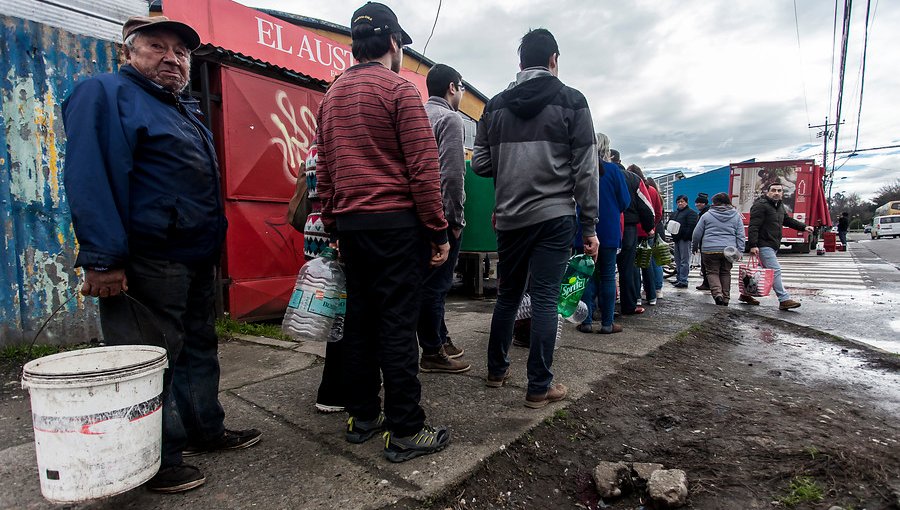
[346, 412, 385, 443]
[383, 425, 450, 463]
[146, 464, 205, 493]
[182, 428, 262, 457]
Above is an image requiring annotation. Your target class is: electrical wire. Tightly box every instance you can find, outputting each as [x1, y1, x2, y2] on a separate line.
[793, 0, 812, 140]
[854, 0, 874, 151]
[828, 0, 840, 115]
[831, 0, 852, 172]
[414, 0, 442, 73]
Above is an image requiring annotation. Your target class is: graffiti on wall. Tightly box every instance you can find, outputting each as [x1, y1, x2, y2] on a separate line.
[269, 90, 317, 182]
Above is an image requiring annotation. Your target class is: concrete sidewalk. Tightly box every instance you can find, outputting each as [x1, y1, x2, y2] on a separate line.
[1, 293, 719, 509]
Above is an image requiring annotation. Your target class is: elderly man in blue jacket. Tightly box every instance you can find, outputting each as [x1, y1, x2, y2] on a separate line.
[62, 16, 259, 494]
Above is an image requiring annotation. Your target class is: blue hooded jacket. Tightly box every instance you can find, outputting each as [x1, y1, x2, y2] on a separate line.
[574, 161, 630, 249]
[62, 65, 226, 268]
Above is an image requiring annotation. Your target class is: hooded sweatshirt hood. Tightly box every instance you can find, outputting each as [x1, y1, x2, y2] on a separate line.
[502, 67, 565, 120]
[708, 204, 739, 222]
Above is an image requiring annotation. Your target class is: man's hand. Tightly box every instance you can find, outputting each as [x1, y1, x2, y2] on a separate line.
[804, 226, 814, 233]
[431, 242, 450, 267]
[750, 247, 760, 256]
[583, 235, 599, 261]
[81, 268, 128, 298]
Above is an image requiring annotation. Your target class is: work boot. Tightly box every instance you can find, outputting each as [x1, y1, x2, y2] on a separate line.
[383, 425, 450, 463]
[524, 383, 568, 409]
[420, 348, 471, 374]
[696, 284, 710, 291]
[739, 294, 760, 305]
[146, 464, 205, 493]
[442, 337, 464, 359]
[485, 368, 510, 388]
[779, 299, 801, 310]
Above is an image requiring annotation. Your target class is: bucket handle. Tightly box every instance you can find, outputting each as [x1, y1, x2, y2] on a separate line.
[25, 291, 170, 368]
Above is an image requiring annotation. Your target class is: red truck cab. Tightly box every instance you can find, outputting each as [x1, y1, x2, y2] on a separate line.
[729, 160, 831, 253]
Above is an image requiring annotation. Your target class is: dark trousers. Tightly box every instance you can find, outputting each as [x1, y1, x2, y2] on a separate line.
[417, 232, 463, 354]
[580, 247, 617, 328]
[636, 237, 657, 302]
[338, 227, 430, 437]
[701, 252, 733, 300]
[617, 224, 639, 313]
[487, 216, 574, 396]
[99, 256, 225, 468]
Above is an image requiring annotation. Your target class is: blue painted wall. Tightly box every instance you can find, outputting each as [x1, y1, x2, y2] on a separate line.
[1, 15, 120, 345]
[673, 165, 733, 213]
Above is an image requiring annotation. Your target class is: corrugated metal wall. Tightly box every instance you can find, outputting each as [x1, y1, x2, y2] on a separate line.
[0, 0, 148, 42]
[0, 15, 124, 345]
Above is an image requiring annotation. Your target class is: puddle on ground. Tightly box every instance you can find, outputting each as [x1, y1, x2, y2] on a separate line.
[734, 322, 900, 417]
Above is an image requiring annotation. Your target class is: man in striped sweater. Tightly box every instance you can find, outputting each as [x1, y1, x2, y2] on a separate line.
[314, 2, 451, 463]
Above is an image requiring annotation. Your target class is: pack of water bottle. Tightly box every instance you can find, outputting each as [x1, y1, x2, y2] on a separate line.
[514, 253, 595, 327]
[282, 247, 346, 342]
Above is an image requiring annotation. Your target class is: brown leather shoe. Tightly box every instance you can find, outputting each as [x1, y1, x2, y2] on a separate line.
[524, 383, 568, 409]
[598, 323, 623, 334]
[442, 337, 464, 359]
[739, 294, 760, 305]
[779, 299, 801, 310]
[485, 368, 510, 388]
[420, 348, 471, 374]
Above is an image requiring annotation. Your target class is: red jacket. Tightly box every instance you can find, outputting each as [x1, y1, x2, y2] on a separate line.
[637, 184, 663, 238]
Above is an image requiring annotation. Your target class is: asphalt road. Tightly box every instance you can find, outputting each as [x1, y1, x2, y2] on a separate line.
[854, 233, 900, 268]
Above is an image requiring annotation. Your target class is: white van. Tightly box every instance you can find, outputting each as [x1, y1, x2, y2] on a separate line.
[871, 215, 900, 239]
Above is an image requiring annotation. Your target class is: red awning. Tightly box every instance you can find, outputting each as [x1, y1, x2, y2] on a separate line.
[163, 0, 428, 99]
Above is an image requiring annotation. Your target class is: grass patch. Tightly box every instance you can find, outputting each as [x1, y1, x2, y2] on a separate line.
[778, 476, 824, 506]
[0, 343, 90, 363]
[216, 315, 291, 341]
[674, 323, 704, 341]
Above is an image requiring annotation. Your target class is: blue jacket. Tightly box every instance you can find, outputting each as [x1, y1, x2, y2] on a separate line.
[62, 65, 225, 268]
[574, 161, 630, 249]
[692, 205, 746, 253]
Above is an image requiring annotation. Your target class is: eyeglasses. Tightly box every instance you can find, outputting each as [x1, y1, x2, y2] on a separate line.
[456, 82, 466, 92]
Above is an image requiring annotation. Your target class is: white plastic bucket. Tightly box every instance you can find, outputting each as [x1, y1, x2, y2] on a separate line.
[21, 345, 168, 503]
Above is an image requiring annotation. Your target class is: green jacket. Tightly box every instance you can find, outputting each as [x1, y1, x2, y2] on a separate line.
[747, 196, 807, 250]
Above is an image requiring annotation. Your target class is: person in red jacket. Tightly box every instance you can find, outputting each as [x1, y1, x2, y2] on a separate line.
[628, 165, 662, 307]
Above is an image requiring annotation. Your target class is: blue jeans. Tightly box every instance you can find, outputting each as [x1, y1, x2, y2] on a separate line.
[488, 216, 574, 396]
[652, 258, 663, 291]
[99, 256, 226, 468]
[838, 231, 848, 245]
[673, 239, 691, 284]
[417, 232, 462, 354]
[616, 225, 640, 313]
[581, 247, 617, 327]
[637, 237, 657, 302]
[757, 246, 790, 302]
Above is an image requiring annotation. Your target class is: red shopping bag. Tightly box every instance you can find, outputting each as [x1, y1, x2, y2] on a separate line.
[738, 255, 774, 297]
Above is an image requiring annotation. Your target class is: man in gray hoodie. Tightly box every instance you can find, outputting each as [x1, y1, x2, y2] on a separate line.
[417, 63, 471, 374]
[473, 28, 599, 409]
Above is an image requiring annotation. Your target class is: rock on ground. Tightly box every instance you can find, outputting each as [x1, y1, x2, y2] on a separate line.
[592, 461, 630, 498]
[648, 469, 688, 508]
[631, 462, 664, 482]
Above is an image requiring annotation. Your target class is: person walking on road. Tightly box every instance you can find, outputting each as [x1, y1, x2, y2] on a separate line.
[669, 195, 697, 289]
[315, 1, 451, 462]
[838, 212, 850, 246]
[473, 28, 599, 409]
[63, 15, 261, 493]
[417, 63, 471, 374]
[740, 180, 814, 310]
[692, 193, 745, 306]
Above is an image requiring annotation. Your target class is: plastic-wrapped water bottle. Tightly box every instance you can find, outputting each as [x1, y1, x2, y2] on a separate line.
[515, 294, 533, 320]
[282, 247, 346, 342]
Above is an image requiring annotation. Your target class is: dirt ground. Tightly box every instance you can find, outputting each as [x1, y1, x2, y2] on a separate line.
[401, 311, 900, 510]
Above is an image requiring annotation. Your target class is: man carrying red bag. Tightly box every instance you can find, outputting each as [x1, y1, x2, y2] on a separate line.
[739, 180, 814, 310]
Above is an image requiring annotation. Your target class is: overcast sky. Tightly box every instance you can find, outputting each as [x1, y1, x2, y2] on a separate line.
[238, 0, 898, 201]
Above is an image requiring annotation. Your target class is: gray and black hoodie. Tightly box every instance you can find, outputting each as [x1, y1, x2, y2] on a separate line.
[471, 68, 599, 236]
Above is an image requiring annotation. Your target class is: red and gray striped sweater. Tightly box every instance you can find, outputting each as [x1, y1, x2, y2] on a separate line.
[315, 62, 448, 244]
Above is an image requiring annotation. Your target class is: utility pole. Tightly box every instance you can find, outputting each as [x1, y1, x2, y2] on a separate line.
[809, 117, 844, 203]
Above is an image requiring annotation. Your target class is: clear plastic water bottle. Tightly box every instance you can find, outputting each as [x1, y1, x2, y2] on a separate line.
[562, 300, 589, 324]
[558, 254, 595, 318]
[282, 247, 346, 342]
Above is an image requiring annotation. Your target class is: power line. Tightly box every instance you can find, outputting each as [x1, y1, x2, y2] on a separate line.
[793, 0, 812, 141]
[415, 0, 442, 73]
[854, 0, 874, 151]
[828, 0, 840, 114]
[834, 144, 900, 154]
[831, 0, 852, 170]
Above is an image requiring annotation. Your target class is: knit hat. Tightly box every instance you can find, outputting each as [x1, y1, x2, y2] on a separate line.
[695, 193, 709, 205]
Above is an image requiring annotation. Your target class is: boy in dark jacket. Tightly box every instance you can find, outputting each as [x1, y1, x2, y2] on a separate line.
[669, 195, 698, 287]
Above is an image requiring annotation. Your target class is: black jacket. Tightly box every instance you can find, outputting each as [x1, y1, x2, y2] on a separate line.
[669, 206, 698, 242]
[622, 170, 655, 233]
[747, 196, 807, 250]
[838, 216, 849, 232]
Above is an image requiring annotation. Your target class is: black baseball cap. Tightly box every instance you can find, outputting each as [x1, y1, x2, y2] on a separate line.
[351, 2, 412, 45]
